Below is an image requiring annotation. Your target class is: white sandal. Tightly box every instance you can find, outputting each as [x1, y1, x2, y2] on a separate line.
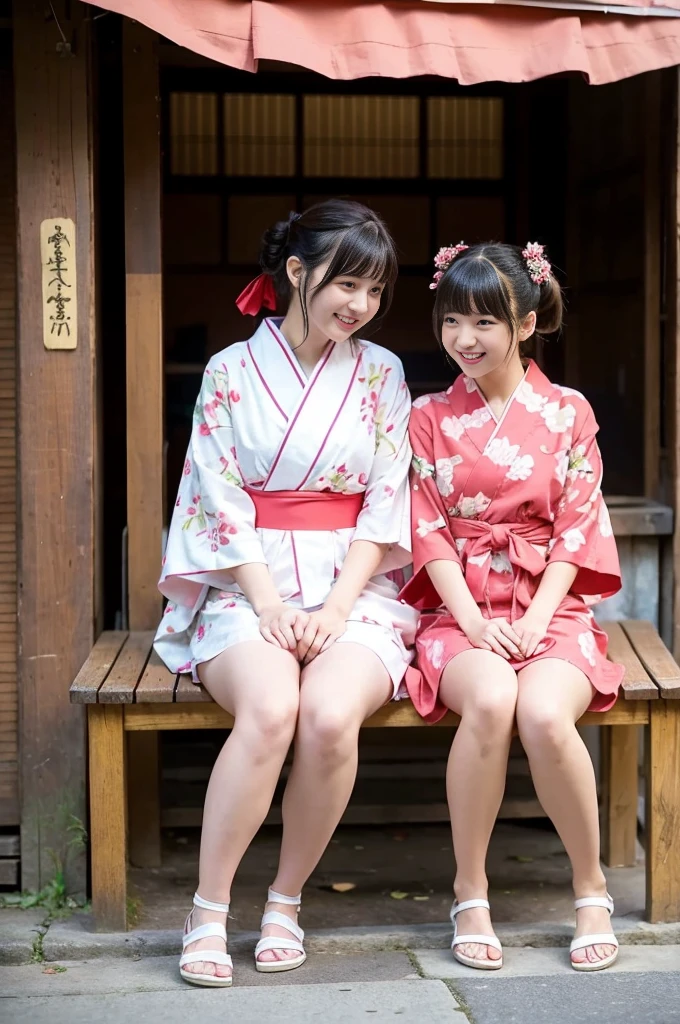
[451, 898, 503, 971]
[570, 893, 619, 972]
[179, 892, 233, 987]
[255, 887, 306, 974]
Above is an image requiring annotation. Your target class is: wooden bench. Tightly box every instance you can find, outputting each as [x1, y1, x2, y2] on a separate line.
[70, 619, 680, 931]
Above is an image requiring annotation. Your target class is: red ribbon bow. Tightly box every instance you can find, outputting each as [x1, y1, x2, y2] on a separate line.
[235, 273, 277, 316]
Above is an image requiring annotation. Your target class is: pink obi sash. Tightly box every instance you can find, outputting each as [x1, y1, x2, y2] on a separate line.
[245, 487, 364, 531]
[451, 518, 552, 617]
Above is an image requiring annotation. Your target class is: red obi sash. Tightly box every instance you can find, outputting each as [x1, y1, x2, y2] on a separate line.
[245, 487, 364, 531]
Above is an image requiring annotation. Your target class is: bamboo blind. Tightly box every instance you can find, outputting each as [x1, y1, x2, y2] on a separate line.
[428, 97, 503, 179]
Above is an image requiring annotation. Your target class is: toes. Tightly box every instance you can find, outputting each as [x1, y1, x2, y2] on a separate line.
[215, 965, 232, 978]
[571, 950, 588, 964]
[487, 946, 502, 961]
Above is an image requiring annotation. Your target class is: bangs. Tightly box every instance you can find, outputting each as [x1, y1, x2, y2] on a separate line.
[318, 220, 398, 289]
[434, 256, 514, 335]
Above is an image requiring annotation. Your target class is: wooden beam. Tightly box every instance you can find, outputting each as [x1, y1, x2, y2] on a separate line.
[645, 700, 680, 921]
[124, 21, 164, 631]
[123, 22, 164, 870]
[600, 725, 639, 868]
[89, 705, 127, 931]
[671, 69, 680, 660]
[14, 0, 98, 896]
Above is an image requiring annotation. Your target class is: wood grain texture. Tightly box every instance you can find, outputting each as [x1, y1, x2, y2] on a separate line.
[70, 632, 129, 704]
[14, 1, 97, 894]
[646, 699, 680, 921]
[600, 725, 639, 868]
[88, 704, 127, 932]
[621, 619, 680, 697]
[644, 73, 662, 499]
[602, 621, 658, 699]
[124, 22, 163, 631]
[135, 649, 177, 703]
[98, 632, 153, 705]
[0, 48, 17, 825]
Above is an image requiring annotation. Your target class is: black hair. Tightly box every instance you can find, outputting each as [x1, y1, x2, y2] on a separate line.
[259, 199, 398, 340]
[432, 242, 563, 357]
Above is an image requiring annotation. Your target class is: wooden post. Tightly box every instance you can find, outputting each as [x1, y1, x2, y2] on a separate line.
[644, 73, 661, 500]
[123, 21, 164, 869]
[600, 725, 639, 868]
[645, 701, 680, 922]
[89, 705, 127, 931]
[14, 0, 98, 896]
[670, 69, 680, 660]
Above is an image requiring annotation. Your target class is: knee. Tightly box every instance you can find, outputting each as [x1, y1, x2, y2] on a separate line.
[516, 698, 570, 753]
[237, 696, 299, 756]
[463, 678, 518, 735]
[297, 704, 358, 768]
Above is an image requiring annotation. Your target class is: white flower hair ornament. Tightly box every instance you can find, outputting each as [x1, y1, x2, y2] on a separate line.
[522, 242, 551, 285]
[429, 242, 469, 290]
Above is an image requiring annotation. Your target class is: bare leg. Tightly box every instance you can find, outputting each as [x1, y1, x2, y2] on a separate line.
[257, 642, 392, 964]
[182, 640, 300, 978]
[516, 659, 616, 966]
[439, 649, 518, 964]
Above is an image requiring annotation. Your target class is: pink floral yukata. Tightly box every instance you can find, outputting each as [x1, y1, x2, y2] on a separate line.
[402, 359, 624, 723]
[154, 318, 417, 694]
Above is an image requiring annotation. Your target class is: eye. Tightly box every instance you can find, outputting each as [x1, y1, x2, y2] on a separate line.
[340, 281, 355, 289]
[477, 319, 494, 326]
[370, 285, 383, 295]
[444, 316, 458, 325]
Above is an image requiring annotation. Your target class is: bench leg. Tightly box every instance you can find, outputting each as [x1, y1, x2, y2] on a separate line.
[128, 732, 161, 868]
[645, 701, 680, 922]
[600, 725, 639, 868]
[88, 704, 127, 931]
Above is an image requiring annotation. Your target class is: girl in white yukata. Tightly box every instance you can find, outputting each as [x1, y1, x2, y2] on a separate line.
[154, 200, 418, 987]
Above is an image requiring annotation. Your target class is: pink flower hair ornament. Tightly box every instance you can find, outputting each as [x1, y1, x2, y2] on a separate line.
[429, 242, 469, 290]
[522, 242, 551, 285]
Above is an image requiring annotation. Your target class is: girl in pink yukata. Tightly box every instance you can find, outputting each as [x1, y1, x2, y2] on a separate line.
[155, 200, 417, 986]
[402, 241, 623, 974]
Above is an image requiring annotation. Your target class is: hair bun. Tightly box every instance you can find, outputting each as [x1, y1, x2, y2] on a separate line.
[535, 274, 563, 335]
[259, 217, 292, 274]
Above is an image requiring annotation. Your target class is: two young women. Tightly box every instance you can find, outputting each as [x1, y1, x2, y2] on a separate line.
[154, 199, 622, 985]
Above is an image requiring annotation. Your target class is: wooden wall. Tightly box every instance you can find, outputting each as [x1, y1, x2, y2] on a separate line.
[0, 31, 18, 830]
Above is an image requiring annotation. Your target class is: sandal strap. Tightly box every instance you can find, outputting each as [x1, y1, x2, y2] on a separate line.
[267, 888, 301, 906]
[255, 936, 305, 957]
[193, 892, 230, 913]
[450, 899, 490, 921]
[183, 922, 227, 948]
[260, 910, 304, 942]
[574, 895, 614, 914]
[180, 950, 233, 968]
[570, 933, 618, 953]
[452, 933, 503, 953]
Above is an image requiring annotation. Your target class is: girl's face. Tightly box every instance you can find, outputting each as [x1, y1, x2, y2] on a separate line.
[289, 258, 385, 344]
[441, 307, 535, 379]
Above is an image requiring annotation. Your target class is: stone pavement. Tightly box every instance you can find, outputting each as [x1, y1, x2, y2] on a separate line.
[1, 947, 679, 1024]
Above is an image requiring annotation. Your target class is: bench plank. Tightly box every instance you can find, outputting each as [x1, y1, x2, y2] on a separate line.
[70, 631, 129, 704]
[602, 621, 659, 699]
[621, 620, 680, 698]
[134, 649, 177, 703]
[98, 631, 154, 704]
[124, 699, 650, 732]
[175, 673, 213, 702]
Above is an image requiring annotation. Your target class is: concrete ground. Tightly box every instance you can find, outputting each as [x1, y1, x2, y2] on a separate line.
[1, 948, 679, 1023]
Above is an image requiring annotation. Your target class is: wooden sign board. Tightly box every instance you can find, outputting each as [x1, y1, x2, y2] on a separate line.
[41, 217, 77, 349]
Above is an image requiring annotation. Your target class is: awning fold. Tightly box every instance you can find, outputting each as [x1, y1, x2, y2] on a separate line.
[95, 0, 680, 84]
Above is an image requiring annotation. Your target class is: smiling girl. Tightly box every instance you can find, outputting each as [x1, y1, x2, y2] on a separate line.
[155, 200, 417, 986]
[403, 241, 623, 974]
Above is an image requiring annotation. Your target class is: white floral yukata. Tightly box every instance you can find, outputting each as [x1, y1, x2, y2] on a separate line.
[154, 318, 418, 694]
[402, 359, 624, 723]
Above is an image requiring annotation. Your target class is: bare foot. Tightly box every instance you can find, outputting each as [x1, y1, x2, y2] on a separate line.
[453, 903, 502, 965]
[571, 902, 617, 967]
[182, 905, 232, 980]
[257, 899, 302, 965]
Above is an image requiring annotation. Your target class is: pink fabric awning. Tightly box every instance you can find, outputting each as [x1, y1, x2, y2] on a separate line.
[95, 0, 680, 84]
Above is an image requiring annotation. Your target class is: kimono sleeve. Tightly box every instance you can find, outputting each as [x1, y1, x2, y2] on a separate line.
[352, 362, 413, 571]
[547, 399, 621, 600]
[158, 361, 267, 609]
[399, 405, 462, 610]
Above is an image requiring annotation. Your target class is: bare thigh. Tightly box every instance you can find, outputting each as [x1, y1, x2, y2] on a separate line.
[516, 658, 594, 725]
[198, 639, 301, 716]
[299, 642, 393, 726]
[439, 648, 518, 717]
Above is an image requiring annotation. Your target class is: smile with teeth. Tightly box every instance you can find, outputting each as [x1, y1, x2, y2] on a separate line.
[335, 314, 359, 325]
[458, 351, 484, 362]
